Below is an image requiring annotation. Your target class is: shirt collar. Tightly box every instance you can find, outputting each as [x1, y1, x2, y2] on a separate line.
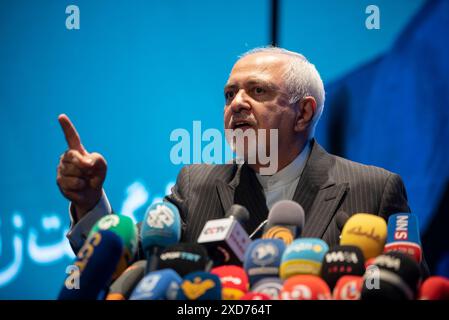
[256, 140, 311, 191]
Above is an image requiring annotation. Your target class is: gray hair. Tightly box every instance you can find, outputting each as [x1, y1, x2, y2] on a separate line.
[239, 47, 325, 134]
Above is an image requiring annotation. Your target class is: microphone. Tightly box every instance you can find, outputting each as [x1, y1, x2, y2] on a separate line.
[243, 238, 285, 286]
[225, 204, 250, 223]
[419, 276, 449, 300]
[211, 265, 249, 300]
[332, 275, 363, 300]
[89, 214, 139, 279]
[262, 200, 305, 245]
[58, 230, 123, 300]
[280, 275, 332, 300]
[240, 292, 271, 300]
[340, 213, 387, 260]
[361, 251, 421, 300]
[251, 278, 284, 300]
[197, 205, 252, 266]
[129, 268, 182, 300]
[176, 271, 222, 300]
[384, 213, 422, 263]
[106, 260, 147, 300]
[157, 243, 210, 277]
[320, 245, 365, 290]
[280, 238, 329, 280]
[141, 202, 182, 274]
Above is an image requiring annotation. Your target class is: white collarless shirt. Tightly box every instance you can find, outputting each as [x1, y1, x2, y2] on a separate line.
[256, 141, 311, 210]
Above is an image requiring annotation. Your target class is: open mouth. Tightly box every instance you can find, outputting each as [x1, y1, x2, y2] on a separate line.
[232, 121, 254, 130]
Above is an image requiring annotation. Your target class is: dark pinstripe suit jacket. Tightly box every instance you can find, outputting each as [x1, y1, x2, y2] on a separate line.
[164, 139, 411, 246]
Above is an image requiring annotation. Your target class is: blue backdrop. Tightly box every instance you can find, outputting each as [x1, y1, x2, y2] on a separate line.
[2, 0, 447, 299]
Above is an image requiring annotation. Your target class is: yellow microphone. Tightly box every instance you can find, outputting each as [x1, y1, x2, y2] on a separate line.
[340, 213, 387, 260]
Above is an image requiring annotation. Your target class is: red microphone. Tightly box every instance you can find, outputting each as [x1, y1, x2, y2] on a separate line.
[333, 275, 363, 300]
[419, 276, 449, 300]
[211, 265, 249, 300]
[240, 292, 271, 300]
[280, 275, 331, 300]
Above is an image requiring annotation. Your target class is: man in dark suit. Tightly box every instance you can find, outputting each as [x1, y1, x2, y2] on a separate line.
[56, 47, 410, 255]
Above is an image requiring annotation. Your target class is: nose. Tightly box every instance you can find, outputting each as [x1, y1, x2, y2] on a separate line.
[230, 89, 251, 114]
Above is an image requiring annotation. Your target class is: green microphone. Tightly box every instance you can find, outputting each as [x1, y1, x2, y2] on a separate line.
[89, 214, 138, 278]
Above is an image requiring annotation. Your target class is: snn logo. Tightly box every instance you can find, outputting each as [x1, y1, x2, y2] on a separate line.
[394, 215, 409, 240]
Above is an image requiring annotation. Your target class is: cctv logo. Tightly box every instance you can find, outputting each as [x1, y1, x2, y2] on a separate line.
[147, 205, 175, 229]
[204, 226, 226, 235]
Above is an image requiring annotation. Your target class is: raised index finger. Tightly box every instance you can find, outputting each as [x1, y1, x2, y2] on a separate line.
[58, 114, 87, 154]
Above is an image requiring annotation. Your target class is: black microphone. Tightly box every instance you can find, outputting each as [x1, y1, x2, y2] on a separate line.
[157, 243, 211, 276]
[361, 251, 422, 300]
[197, 204, 252, 266]
[262, 200, 305, 245]
[225, 204, 250, 222]
[320, 245, 365, 290]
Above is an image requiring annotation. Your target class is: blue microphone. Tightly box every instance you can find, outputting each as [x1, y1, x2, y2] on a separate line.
[385, 213, 422, 263]
[141, 202, 182, 273]
[244, 238, 285, 286]
[176, 271, 222, 300]
[58, 230, 123, 300]
[129, 269, 182, 300]
[280, 238, 329, 279]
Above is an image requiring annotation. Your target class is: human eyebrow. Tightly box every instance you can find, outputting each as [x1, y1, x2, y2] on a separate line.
[246, 79, 280, 91]
[224, 83, 238, 92]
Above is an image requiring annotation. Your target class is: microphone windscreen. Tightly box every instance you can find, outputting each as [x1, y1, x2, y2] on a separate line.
[130, 268, 182, 300]
[251, 277, 283, 300]
[419, 276, 449, 300]
[176, 271, 222, 300]
[58, 230, 123, 300]
[106, 260, 147, 300]
[361, 251, 421, 300]
[240, 292, 271, 300]
[141, 202, 182, 252]
[266, 200, 305, 230]
[211, 265, 249, 300]
[333, 275, 363, 300]
[280, 238, 329, 280]
[280, 275, 331, 300]
[157, 243, 209, 277]
[340, 213, 387, 260]
[244, 239, 285, 285]
[89, 214, 138, 263]
[320, 245, 365, 290]
[384, 213, 422, 263]
[225, 204, 250, 224]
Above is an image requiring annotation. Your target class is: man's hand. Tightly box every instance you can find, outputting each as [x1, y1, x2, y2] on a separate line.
[56, 114, 107, 221]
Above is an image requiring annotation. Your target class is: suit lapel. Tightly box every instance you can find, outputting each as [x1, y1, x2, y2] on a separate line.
[301, 183, 349, 238]
[293, 140, 349, 238]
